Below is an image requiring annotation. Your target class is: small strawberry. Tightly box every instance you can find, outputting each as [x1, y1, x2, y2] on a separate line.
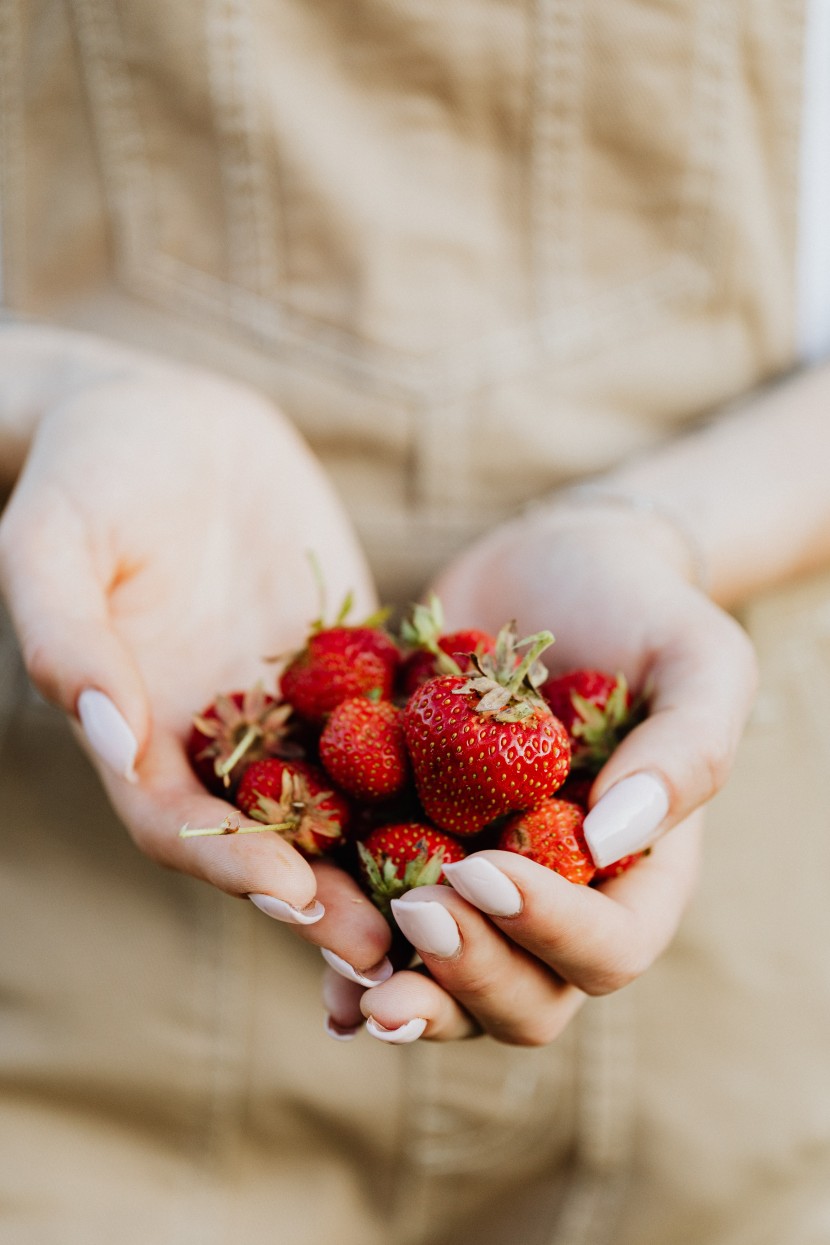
[403, 622, 571, 835]
[398, 595, 497, 696]
[498, 798, 596, 885]
[556, 773, 594, 809]
[319, 696, 410, 802]
[593, 850, 649, 883]
[187, 684, 301, 796]
[279, 594, 400, 725]
[357, 823, 467, 917]
[235, 757, 351, 857]
[541, 669, 638, 773]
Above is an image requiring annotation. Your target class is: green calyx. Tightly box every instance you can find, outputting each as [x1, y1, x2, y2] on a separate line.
[455, 621, 554, 723]
[399, 594, 462, 676]
[358, 840, 448, 919]
[570, 674, 644, 772]
[305, 548, 391, 634]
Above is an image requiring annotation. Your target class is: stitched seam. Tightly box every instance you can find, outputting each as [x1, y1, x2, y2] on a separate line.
[531, 0, 584, 318]
[545, 995, 637, 1245]
[69, 3, 730, 406]
[188, 894, 254, 1244]
[70, 0, 155, 280]
[138, 248, 429, 399]
[671, 0, 735, 276]
[529, 0, 730, 359]
[405, 1045, 553, 1170]
[205, 0, 280, 314]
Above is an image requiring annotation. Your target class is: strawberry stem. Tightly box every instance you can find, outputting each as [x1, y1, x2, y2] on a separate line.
[215, 723, 262, 780]
[179, 821, 291, 838]
[506, 630, 555, 695]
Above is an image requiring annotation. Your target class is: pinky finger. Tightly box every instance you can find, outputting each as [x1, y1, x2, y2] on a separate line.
[359, 970, 480, 1044]
[322, 969, 367, 1041]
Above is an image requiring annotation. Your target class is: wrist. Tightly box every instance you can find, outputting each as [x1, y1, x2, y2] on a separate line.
[519, 485, 709, 592]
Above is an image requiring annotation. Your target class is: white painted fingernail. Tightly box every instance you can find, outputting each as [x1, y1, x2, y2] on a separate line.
[390, 897, 461, 959]
[366, 1016, 428, 1044]
[320, 948, 394, 987]
[583, 773, 670, 868]
[77, 688, 138, 781]
[442, 857, 523, 917]
[249, 893, 326, 925]
[324, 1016, 362, 1041]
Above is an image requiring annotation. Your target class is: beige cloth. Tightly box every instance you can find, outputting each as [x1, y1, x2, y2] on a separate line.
[2, 2, 830, 1242]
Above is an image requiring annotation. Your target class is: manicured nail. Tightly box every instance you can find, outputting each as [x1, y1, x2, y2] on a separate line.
[365, 1016, 428, 1044]
[442, 857, 523, 917]
[324, 1015, 362, 1041]
[323, 969, 365, 1038]
[320, 948, 394, 987]
[77, 688, 138, 781]
[248, 893, 325, 925]
[390, 897, 461, 959]
[583, 772, 670, 868]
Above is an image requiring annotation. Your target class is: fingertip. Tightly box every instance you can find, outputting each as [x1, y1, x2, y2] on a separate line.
[77, 687, 141, 782]
[364, 1016, 428, 1044]
[248, 893, 326, 925]
[583, 771, 670, 868]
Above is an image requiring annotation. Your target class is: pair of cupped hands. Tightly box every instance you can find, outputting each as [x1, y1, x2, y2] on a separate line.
[0, 360, 757, 1045]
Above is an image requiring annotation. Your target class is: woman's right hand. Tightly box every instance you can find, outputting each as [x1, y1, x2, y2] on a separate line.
[0, 354, 393, 987]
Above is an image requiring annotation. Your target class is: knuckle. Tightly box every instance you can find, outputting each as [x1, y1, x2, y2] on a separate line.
[489, 1006, 572, 1048]
[581, 946, 648, 996]
[582, 965, 635, 996]
[695, 742, 732, 802]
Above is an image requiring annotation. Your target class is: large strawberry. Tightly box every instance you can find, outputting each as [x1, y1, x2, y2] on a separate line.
[398, 595, 497, 696]
[279, 600, 400, 726]
[403, 623, 571, 835]
[540, 668, 637, 773]
[319, 696, 409, 802]
[186, 683, 301, 796]
[357, 822, 467, 917]
[234, 757, 351, 857]
[498, 797, 596, 885]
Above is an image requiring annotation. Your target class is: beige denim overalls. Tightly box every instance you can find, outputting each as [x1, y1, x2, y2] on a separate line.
[2, 3, 830, 1243]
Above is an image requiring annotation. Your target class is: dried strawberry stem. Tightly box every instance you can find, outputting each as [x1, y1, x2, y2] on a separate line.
[179, 821, 290, 838]
[215, 723, 262, 780]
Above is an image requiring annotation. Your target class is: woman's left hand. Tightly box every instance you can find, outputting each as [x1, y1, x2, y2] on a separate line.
[358, 814, 701, 1043]
[355, 503, 756, 1044]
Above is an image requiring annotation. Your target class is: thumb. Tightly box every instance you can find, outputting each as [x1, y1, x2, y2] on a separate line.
[582, 603, 758, 868]
[0, 490, 150, 780]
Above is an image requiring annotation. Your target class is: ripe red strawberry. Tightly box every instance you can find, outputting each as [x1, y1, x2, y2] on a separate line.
[280, 625, 400, 725]
[399, 595, 497, 695]
[593, 850, 648, 883]
[319, 696, 409, 801]
[235, 757, 351, 857]
[186, 684, 301, 796]
[556, 773, 594, 809]
[498, 798, 596, 885]
[540, 669, 637, 773]
[399, 629, 498, 697]
[403, 623, 571, 835]
[357, 822, 467, 917]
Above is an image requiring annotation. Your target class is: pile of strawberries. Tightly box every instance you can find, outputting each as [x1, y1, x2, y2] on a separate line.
[183, 596, 644, 920]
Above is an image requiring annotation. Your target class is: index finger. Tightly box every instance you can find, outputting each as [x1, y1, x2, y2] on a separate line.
[92, 722, 321, 912]
[442, 813, 703, 995]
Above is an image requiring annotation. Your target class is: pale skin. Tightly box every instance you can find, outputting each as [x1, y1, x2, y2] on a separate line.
[1, 324, 829, 1045]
